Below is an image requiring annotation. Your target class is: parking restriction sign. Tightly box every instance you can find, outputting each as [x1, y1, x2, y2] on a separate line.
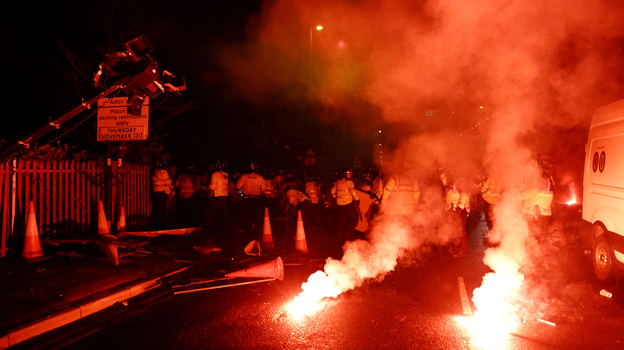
[97, 97, 149, 141]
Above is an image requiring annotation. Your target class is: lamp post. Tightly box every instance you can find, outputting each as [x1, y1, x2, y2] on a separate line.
[309, 25, 323, 147]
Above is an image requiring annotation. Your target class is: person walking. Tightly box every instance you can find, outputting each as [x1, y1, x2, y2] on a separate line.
[331, 168, 361, 240]
[197, 160, 241, 253]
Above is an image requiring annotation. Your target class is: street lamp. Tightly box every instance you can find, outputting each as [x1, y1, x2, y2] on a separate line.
[309, 25, 323, 147]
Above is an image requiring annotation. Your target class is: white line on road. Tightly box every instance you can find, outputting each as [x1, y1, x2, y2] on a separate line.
[458, 277, 473, 316]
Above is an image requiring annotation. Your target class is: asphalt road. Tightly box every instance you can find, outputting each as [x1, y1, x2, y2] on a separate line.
[49, 213, 624, 349]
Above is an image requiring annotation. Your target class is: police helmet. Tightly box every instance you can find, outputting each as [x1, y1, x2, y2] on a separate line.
[343, 167, 354, 179]
[215, 159, 228, 171]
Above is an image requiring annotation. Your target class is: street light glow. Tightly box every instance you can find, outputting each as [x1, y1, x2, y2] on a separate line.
[316, 25, 323, 30]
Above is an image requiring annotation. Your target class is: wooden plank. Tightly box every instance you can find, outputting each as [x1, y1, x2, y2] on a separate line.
[64, 161, 69, 231]
[70, 161, 75, 232]
[52, 161, 58, 232]
[1, 162, 8, 257]
[45, 161, 50, 230]
[127, 227, 201, 237]
[37, 160, 43, 235]
[86, 162, 93, 228]
[80, 161, 86, 230]
[20, 160, 27, 229]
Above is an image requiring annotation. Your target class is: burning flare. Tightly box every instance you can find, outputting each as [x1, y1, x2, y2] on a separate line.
[286, 270, 340, 318]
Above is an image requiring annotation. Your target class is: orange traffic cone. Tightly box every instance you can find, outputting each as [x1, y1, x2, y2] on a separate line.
[244, 240, 261, 256]
[98, 234, 119, 265]
[97, 201, 109, 235]
[294, 210, 309, 254]
[225, 256, 284, 280]
[21, 201, 44, 259]
[117, 206, 127, 240]
[193, 238, 222, 255]
[261, 207, 274, 249]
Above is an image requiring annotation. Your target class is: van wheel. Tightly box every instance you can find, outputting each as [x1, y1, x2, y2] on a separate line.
[590, 224, 605, 247]
[593, 235, 616, 283]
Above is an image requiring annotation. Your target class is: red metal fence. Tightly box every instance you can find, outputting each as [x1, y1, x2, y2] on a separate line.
[0, 159, 151, 258]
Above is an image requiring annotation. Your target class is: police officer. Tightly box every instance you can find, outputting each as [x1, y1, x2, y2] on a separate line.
[304, 173, 325, 230]
[443, 166, 472, 257]
[480, 165, 502, 231]
[237, 162, 266, 239]
[331, 168, 361, 239]
[201, 160, 240, 248]
[151, 165, 174, 229]
[363, 168, 383, 219]
[381, 167, 420, 216]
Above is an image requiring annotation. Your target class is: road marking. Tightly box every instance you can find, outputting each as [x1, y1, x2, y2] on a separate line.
[458, 277, 473, 315]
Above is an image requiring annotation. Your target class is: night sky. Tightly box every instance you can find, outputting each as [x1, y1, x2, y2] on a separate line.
[3, 0, 624, 182]
[2, 1, 319, 171]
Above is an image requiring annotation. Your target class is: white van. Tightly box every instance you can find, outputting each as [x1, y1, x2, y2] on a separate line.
[582, 98, 624, 282]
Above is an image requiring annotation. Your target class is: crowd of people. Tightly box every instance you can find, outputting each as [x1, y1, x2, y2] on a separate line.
[150, 156, 561, 257]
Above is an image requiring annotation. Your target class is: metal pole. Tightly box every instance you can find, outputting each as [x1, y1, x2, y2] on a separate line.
[174, 278, 276, 295]
[0, 84, 124, 162]
[309, 29, 312, 147]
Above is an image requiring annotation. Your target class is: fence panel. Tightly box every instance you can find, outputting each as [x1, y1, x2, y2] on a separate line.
[1, 162, 9, 257]
[1, 160, 151, 258]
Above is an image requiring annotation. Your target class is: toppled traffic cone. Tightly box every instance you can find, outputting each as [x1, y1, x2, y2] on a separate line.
[98, 234, 119, 265]
[97, 201, 110, 235]
[245, 240, 261, 256]
[225, 256, 284, 281]
[261, 207, 274, 249]
[117, 206, 127, 240]
[21, 201, 44, 260]
[294, 210, 308, 254]
[193, 238, 222, 255]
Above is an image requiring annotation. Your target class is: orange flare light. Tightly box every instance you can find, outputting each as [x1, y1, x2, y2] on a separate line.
[456, 269, 523, 349]
[566, 182, 578, 205]
[286, 270, 342, 319]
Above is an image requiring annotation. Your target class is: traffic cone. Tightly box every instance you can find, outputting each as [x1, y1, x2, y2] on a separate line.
[193, 238, 222, 255]
[225, 256, 284, 281]
[21, 201, 44, 259]
[117, 206, 127, 240]
[244, 240, 261, 256]
[261, 207, 274, 249]
[294, 210, 309, 254]
[97, 201, 109, 235]
[98, 234, 119, 265]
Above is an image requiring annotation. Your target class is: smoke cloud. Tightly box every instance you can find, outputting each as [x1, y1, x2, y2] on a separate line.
[239, 0, 624, 315]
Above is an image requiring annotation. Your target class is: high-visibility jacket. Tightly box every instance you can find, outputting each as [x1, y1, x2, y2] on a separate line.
[152, 169, 173, 195]
[237, 172, 266, 196]
[382, 175, 419, 215]
[175, 174, 197, 199]
[481, 175, 502, 204]
[331, 178, 359, 206]
[210, 170, 229, 197]
[382, 175, 420, 204]
[446, 177, 471, 213]
[286, 189, 310, 206]
[305, 181, 320, 204]
[521, 175, 554, 217]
